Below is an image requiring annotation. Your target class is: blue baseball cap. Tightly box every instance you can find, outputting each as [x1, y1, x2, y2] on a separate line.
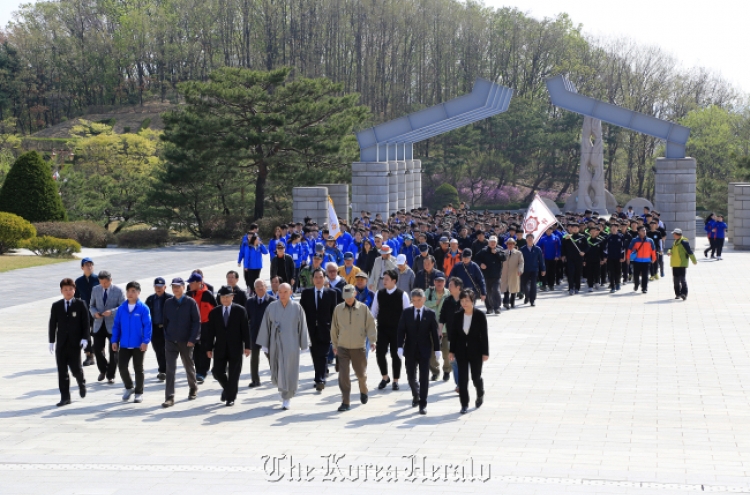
[154, 277, 166, 287]
[170, 277, 185, 286]
[80, 257, 94, 266]
[344, 252, 354, 260]
[187, 273, 203, 283]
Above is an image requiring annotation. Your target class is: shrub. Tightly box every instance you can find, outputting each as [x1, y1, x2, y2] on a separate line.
[33, 221, 113, 248]
[0, 212, 37, 254]
[139, 118, 152, 131]
[202, 215, 248, 240]
[115, 229, 169, 248]
[428, 183, 460, 212]
[255, 215, 290, 240]
[21, 235, 81, 257]
[0, 151, 67, 222]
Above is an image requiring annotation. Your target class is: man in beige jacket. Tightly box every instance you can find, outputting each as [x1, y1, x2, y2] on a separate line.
[331, 284, 377, 412]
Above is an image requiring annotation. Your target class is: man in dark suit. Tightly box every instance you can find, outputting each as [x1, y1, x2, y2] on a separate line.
[300, 268, 342, 391]
[49, 278, 90, 407]
[204, 286, 251, 406]
[245, 279, 275, 387]
[397, 288, 440, 415]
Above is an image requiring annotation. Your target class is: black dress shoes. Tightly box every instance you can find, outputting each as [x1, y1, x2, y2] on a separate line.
[56, 399, 71, 407]
[378, 378, 390, 390]
[460, 407, 468, 414]
[79, 382, 86, 398]
[225, 400, 234, 407]
[392, 382, 400, 391]
[418, 408, 426, 415]
[337, 403, 350, 412]
[360, 393, 368, 404]
[476, 394, 484, 408]
[443, 372, 450, 381]
[412, 397, 418, 407]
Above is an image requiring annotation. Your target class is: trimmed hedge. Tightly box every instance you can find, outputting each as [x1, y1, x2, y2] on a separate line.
[0, 212, 37, 254]
[0, 151, 67, 222]
[33, 221, 113, 248]
[115, 229, 169, 248]
[21, 235, 81, 257]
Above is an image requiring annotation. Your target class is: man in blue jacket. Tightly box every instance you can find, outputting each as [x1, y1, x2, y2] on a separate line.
[537, 227, 561, 292]
[111, 281, 152, 404]
[519, 234, 546, 306]
[448, 249, 487, 302]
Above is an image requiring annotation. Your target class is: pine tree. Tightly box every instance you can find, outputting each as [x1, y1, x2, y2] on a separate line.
[0, 151, 67, 222]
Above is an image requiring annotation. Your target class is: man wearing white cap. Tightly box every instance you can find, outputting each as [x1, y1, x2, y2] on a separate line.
[369, 244, 397, 292]
[666, 228, 697, 300]
[395, 254, 415, 293]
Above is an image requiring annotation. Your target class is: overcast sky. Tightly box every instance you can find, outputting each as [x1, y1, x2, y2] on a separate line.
[1, 0, 748, 93]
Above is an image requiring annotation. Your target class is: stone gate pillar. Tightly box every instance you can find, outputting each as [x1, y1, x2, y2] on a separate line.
[293, 187, 329, 227]
[351, 162, 390, 219]
[654, 157, 696, 248]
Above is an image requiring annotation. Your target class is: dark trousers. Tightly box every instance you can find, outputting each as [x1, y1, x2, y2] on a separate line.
[244, 268, 261, 292]
[607, 259, 622, 288]
[118, 348, 145, 394]
[405, 353, 431, 409]
[56, 345, 85, 401]
[520, 271, 538, 302]
[375, 327, 401, 379]
[543, 259, 557, 288]
[212, 350, 243, 402]
[622, 261, 630, 282]
[456, 355, 484, 408]
[632, 261, 650, 290]
[584, 261, 601, 288]
[566, 260, 582, 290]
[485, 277, 501, 310]
[194, 322, 211, 377]
[556, 258, 565, 284]
[672, 267, 688, 296]
[93, 327, 118, 380]
[310, 341, 330, 383]
[649, 258, 659, 277]
[249, 345, 270, 384]
[502, 291, 516, 307]
[715, 238, 725, 257]
[164, 340, 197, 399]
[600, 262, 608, 285]
[151, 324, 166, 373]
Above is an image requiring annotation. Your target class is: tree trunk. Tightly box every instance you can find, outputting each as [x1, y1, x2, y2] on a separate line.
[254, 162, 268, 219]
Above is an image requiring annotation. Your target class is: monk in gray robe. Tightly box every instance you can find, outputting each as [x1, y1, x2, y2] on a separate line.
[257, 283, 309, 409]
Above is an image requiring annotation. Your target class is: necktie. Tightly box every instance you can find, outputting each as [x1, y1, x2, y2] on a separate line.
[317, 290, 322, 309]
[223, 307, 229, 326]
[103, 289, 108, 305]
[65, 301, 69, 313]
[416, 309, 421, 323]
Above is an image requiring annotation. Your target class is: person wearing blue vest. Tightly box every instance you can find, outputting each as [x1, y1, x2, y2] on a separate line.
[111, 281, 152, 404]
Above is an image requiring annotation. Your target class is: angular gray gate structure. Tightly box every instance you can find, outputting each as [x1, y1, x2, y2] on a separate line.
[546, 75, 694, 247]
[352, 78, 513, 217]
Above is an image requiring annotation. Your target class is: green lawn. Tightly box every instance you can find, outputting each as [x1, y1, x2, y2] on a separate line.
[0, 255, 69, 273]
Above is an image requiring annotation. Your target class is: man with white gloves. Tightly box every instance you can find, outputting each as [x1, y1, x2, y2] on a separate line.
[48, 278, 91, 407]
[397, 288, 441, 415]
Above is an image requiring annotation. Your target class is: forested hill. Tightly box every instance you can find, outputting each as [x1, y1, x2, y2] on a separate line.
[0, 0, 746, 211]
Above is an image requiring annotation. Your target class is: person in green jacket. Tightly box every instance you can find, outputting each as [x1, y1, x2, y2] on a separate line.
[666, 228, 697, 300]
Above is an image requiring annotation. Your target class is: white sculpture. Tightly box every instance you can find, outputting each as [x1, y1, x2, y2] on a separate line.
[577, 116, 608, 214]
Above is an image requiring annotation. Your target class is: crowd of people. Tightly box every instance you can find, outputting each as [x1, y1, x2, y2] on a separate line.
[49, 202, 704, 415]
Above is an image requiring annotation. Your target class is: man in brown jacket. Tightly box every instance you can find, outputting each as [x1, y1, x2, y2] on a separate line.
[330, 284, 377, 412]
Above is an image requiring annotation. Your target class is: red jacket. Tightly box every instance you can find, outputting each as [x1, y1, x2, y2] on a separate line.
[187, 287, 216, 323]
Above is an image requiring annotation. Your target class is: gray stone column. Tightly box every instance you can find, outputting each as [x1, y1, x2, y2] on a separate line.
[412, 159, 422, 208]
[732, 184, 750, 250]
[654, 157, 696, 248]
[351, 162, 390, 219]
[727, 182, 746, 243]
[388, 161, 399, 215]
[293, 187, 328, 227]
[405, 160, 415, 211]
[395, 161, 406, 211]
[318, 183, 349, 224]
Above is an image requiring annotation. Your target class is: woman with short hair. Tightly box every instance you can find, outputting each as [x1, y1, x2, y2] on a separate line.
[449, 289, 489, 415]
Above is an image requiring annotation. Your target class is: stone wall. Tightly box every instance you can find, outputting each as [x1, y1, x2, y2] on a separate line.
[731, 184, 750, 250]
[654, 158, 696, 248]
[292, 187, 329, 227]
[318, 184, 349, 224]
[727, 182, 746, 243]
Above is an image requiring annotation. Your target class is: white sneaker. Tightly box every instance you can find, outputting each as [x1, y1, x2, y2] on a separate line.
[282, 399, 290, 410]
[122, 388, 134, 401]
[134, 394, 143, 403]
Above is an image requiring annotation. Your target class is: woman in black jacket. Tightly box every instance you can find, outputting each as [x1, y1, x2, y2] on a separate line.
[450, 289, 489, 414]
[356, 238, 377, 275]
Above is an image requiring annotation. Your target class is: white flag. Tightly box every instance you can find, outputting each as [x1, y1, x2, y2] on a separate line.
[327, 196, 341, 239]
[523, 195, 557, 243]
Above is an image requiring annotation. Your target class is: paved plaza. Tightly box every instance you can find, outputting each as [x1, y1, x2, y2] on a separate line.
[0, 237, 748, 494]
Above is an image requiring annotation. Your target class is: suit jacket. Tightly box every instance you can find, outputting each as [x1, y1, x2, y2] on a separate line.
[89, 284, 125, 333]
[300, 287, 342, 343]
[49, 298, 91, 348]
[204, 303, 251, 359]
[270, 254, 295, 284]
[245, 293, 275, 350]
[449, 310, 489, 361]
[397, 306, 440, 360]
